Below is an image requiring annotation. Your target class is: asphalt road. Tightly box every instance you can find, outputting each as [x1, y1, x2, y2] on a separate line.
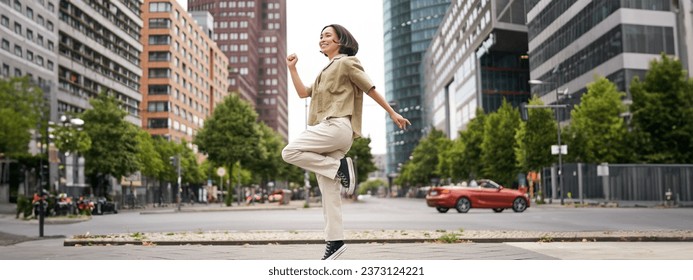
[1, 196, 692, 238]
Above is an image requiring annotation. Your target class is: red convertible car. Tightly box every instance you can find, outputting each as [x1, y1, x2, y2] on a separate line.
[425, 179, 530, 213]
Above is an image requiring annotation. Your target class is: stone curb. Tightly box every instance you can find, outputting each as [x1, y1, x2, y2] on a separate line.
[62, 230, 693, 246]
[63, 235, 693, 247]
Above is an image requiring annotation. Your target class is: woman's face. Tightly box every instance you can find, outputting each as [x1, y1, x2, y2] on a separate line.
[319, 27, 340, 57]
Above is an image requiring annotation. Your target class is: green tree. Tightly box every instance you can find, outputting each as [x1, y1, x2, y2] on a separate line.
[194, 93, 262, 206]
[135, 130, 163, 183]
[346, 137, 377, 184]
[515, 96, 557, 172]
[180, 140, 205, 185]
[567, 75, 630, 163]
[357, 179, 386, 195]
[80, 94, 141, 196]
[481, 100, 520, 187]
[396, 128, 449, 186]
[630, 53, 693, 163]
[458, 108, 486, 180]
[252, 123, 286, 189]
[51, 116, 91, 156]
[437, 133, 465, 183]
[152, 136, 179, 182]
[0, 77, 47, 157]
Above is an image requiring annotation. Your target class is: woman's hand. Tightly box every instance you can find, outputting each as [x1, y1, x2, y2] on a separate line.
[287, 53, 298, 69]
[390, 112, 411, 130]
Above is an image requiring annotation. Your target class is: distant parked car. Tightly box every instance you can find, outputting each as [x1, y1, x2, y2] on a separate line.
[425, 179, 529, 213]
[92, 197, 118, 215]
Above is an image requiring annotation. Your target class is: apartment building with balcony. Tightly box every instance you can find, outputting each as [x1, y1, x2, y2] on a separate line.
[187, 0, 288, 140]
[141, 0, 229, 147]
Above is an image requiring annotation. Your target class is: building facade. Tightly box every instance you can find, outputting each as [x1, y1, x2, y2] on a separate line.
[423, 0, 530, 138]
[141, 0, 229, 148]
[56, 0, 143, 193]
[383, 0, 451, 174]
[526, 0, 687, 117]
[1, 0, 60, 198]
[187, 0, 288, 140]
[1, 0, 59, 112]
[57, 0, 143, 124]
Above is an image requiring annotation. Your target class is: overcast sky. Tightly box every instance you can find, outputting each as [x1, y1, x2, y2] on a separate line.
[178, 0, 388, 154]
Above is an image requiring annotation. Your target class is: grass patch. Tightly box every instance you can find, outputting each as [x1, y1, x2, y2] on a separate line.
[130, 232, 145, 240]
[437, 233, 460, 243]
[538, 235, 553, 243]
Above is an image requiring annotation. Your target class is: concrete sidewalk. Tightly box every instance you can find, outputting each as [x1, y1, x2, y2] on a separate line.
[3, 235, 693, 260]
[3, 201, 693, 260]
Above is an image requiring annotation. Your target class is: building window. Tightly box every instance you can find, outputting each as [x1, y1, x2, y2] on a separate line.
[14, 22, 21, 35]
[26, 29, 33, 41]
[14, 68, 21, 76]
[26, 50, 33, 61]
[1, 64, 9, 77]
[149, 18, 171, 29]
[0, 15, 8, 27]
[148, 101, 169, 112]
[149, 51, 171, 61]
[148, 85, 171, 95]
[46, 20, 52, 31]
[147, 118, 169, 129]
[148, 68, 171, 78]
[13, 45, 21, 57]
[1, 39, 8, 51]
[149, 35, 171, 45]
[13, 0, 21, 12]
[26, 7, 33, 19]
[149, 2, 171, 12]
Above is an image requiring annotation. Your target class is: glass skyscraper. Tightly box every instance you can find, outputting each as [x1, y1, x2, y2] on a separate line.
[527, 0, 686, 117]
[383, 0, 451, 174]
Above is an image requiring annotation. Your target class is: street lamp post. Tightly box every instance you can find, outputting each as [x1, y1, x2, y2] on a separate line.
[53, 115, 85, 198]
[527, 80, 568, 205]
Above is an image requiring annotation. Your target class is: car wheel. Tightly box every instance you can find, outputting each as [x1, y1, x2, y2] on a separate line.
[436, 207, 449, 213]
[512, 197, 527, 212]
[492, 208, 504, 213]
[455, 198, 471, 213]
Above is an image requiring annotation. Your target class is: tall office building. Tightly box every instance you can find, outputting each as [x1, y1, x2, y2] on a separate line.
[526, 0, 688, 118]
[141, 0, 229, 147]
[187, 0, 288, 140]
[0, 0, 59, 103]
[57, 0, 143, 124]
[383, 0, 451, 174]
[1, 0, 60, 199]
[56, 0, 143, 194]
[423, 0, 529, 138]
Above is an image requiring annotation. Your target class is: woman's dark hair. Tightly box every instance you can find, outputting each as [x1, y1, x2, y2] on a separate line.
[321, 24, 359, 56]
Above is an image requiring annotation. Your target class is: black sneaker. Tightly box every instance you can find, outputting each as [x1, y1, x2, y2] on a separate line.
[336, 157, 356, 195]
[321, 240, 347, 260]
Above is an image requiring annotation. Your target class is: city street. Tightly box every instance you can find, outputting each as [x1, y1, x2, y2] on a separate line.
[0, 197, 692, 261]
[1, 196, 692, 238]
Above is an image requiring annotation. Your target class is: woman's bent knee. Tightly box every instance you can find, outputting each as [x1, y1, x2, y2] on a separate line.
[281, 147, 297, 163]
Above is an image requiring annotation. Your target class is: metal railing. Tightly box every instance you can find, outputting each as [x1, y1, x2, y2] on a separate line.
[541, 163, 693, 204]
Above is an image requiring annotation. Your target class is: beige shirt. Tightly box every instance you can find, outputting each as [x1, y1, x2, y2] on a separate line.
[306, 54, 374, 138]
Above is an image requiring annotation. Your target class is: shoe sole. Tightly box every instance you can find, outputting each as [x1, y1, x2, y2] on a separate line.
[345, 157, 356, 195]
[324, 244, 347, 260]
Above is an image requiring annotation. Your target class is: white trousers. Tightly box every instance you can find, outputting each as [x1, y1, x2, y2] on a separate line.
[281, 117, 353, 241]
